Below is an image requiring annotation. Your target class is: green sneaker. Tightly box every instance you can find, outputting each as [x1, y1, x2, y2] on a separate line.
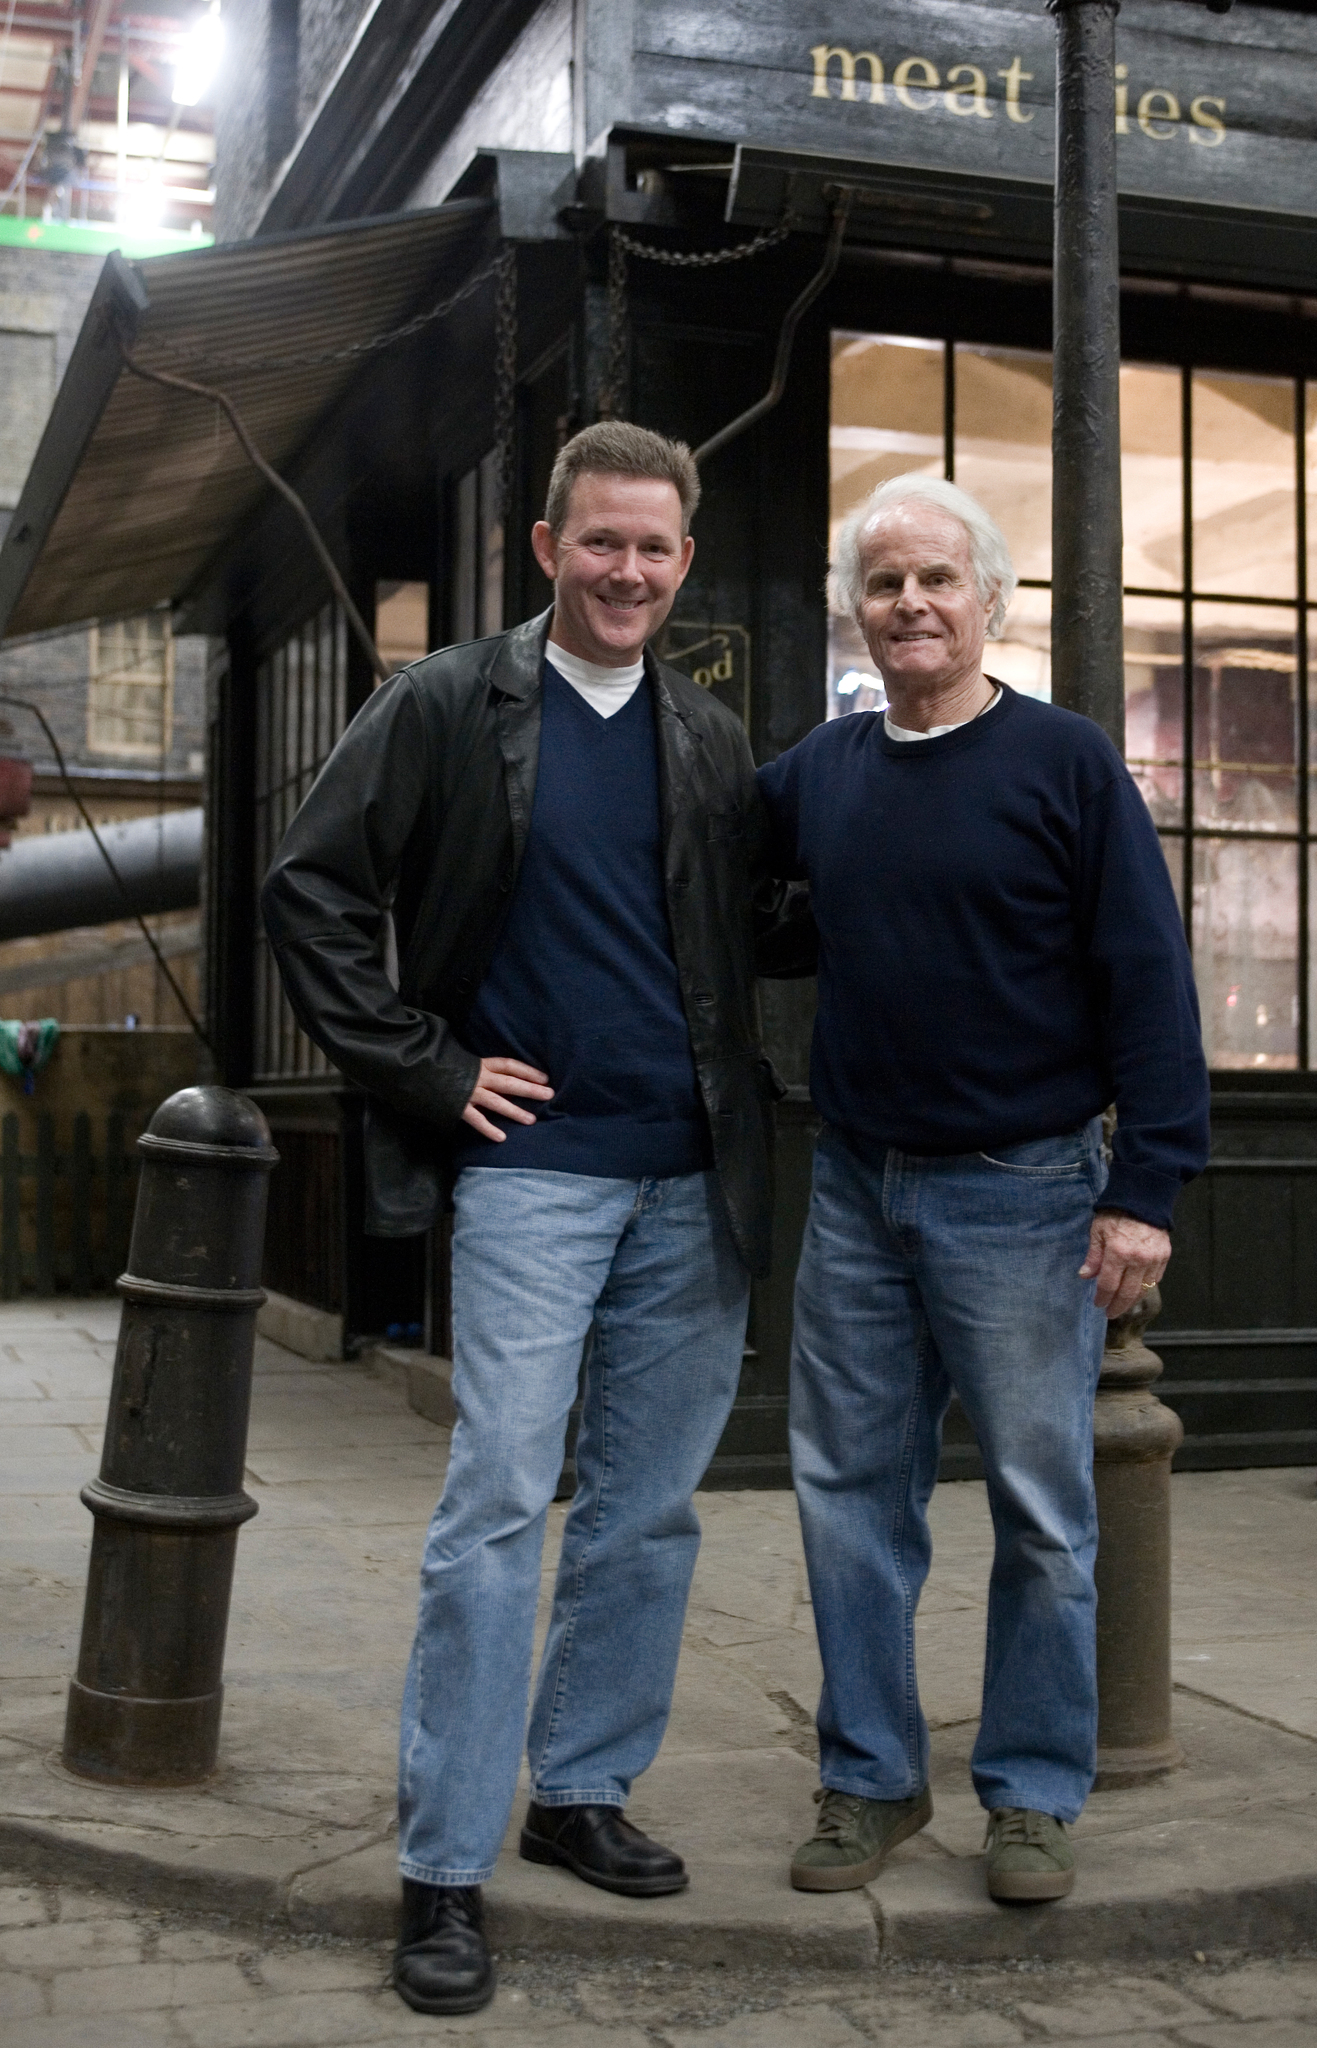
[984, 1808, 1076, 1901]
[790, 1785, 933, 1892]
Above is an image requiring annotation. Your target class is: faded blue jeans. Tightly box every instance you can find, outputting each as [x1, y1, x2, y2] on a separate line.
[397, 1166, 749, 1887]
[790, 1121, 1108, 1825]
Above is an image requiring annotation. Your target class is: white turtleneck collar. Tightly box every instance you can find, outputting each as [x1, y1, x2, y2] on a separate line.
[545, 639, 646, 719]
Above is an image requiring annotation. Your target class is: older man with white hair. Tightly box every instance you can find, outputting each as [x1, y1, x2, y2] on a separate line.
[758, 475, 1209, 1904]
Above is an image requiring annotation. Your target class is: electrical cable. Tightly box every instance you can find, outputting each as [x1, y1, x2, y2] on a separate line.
[0, 691, 209, 1046]
[116, 341, 390, 683]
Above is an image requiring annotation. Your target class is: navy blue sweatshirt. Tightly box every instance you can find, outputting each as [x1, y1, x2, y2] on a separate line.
[757, 687, 1209, 1230]
[452, 662, 710, 1179]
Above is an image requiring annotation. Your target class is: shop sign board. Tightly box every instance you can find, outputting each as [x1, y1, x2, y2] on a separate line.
[631, 2, 1317, 223]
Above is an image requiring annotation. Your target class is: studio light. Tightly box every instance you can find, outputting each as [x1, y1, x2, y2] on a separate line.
[172, 3, 224, 108]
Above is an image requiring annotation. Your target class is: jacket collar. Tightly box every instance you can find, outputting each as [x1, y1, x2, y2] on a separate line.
[491, 609, 697, 721]
[489, 608, 553, 699]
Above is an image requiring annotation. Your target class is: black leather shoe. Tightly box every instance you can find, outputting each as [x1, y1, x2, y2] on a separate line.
[520, 1801, 689, 1897]
[392, 1881, 495, 2015]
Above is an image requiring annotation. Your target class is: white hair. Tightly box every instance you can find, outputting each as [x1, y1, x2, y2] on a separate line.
[832, 474, 1018, 639]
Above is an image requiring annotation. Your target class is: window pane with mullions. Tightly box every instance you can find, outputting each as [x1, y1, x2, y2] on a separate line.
[1125, 595, 1184, 827]
[953, 343, 1052, 585]
[989, 583, 1051, 702]
[827, 331, 944, 719]
[1158, 833, 1185, 918]
[1307, 391, 1316, 599]
[1192, 836, 1298, 1070]
[1192, 604, 1297, 834]
[1121, 362, 1182, 593]
[1191, 371, 1296, 601]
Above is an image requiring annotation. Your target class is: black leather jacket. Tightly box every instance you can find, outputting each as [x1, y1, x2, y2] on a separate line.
[260, 608, 784, 1276]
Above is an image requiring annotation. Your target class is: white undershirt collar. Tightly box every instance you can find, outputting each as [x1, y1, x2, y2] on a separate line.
[886, 685, 1002, 742]
[546, 639, 645, 719]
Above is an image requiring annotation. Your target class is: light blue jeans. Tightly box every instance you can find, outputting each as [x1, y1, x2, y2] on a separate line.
[790, 1121, 1108, 1825]
[397, 1166, 749, 1886]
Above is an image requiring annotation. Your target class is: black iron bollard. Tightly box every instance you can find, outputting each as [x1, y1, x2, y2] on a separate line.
[1093, 1287, 1186, 1787]
[63, 1086, 278, 1785]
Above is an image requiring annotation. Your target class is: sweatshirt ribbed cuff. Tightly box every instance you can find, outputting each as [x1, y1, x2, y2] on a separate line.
[1097, 1162, 1184, 1233]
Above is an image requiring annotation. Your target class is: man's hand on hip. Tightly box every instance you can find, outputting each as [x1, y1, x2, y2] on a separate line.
[1079, 1210, 1171, 1318]
[462, 1057, 554, 1142]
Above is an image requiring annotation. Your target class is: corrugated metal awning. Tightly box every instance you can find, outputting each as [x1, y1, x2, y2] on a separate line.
[0, 200, 493, 640]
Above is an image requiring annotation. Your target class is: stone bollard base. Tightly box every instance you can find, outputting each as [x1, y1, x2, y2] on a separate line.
[62, 1679, 223, 1786]
[1093, 1735, 1186, 1791]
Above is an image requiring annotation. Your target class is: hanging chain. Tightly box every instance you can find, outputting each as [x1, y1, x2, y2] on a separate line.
[603, 225, 629, 420]
[600, 217, 794, 421]
[609, 218, 795, 269]
[122, 219, 793, 383]
[493, 242, 518, 516]
[143, 253, 506, 379]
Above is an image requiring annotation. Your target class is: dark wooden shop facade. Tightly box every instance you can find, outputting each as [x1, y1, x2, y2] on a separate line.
[39, 1, 1317, 1477]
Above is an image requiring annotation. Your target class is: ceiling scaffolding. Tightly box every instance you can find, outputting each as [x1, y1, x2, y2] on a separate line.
[0, 4, 214, 234]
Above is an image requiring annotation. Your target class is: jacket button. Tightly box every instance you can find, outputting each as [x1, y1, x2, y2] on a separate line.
[498, 867, 513, 893]
[694, 989, 714, 1007]
[457, 974, 473, 995]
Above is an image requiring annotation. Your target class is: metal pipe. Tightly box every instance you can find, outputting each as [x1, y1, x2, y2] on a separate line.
[0, 805, 201, 940]
[63, 1084, 278, 1785]
[1048, 0, 1124, 749]
[694, 189, 854, 467]
[1049, 7, 1186, 1788]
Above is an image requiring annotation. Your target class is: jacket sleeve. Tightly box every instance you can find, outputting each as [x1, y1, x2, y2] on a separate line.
[259, 671, 480, 1129]
[1077, 767, 1211, 1229]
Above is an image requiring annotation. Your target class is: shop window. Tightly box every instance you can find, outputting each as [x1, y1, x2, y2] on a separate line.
[828, 332, 943, 715]
[87, 614, 174, 758]
[830, 329, 1316, 1072]
[451, 451, 503, 644]
[252, 602, 348, 1080]
[375, 581, 430, 679]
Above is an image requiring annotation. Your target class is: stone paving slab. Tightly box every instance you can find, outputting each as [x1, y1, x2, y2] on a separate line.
[5, 1869, 1317, 2048]
[1, 1302, 1316, 1972]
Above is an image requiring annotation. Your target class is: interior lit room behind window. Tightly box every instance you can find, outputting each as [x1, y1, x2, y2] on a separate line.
[830, 335, 1317, 1073]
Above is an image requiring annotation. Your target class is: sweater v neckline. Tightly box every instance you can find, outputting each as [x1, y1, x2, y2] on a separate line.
[543, 657, 649, 729]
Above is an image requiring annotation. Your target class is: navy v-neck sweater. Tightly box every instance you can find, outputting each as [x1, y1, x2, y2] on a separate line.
[453, 662, 710, 1179]
[757, 686, 1209, 1230]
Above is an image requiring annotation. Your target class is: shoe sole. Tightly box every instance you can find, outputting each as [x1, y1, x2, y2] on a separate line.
[519, 1826, 689, 1897]
[392, 1971, 497, 2015]
[988, 1866, 1076, 1902]
[790, 1789, 934, 1892]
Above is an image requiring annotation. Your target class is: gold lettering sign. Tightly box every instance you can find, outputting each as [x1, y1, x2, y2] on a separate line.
[945, 64, 991, 120]
[658, 623, 751, 729]
[807, 44, 1227, 143]
[810, 45, 884, 104]
[893, 55, 940, 111]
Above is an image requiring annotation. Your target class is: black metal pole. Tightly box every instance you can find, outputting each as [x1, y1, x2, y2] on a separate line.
[63, 1086, 278, 1786]
[1048, 0, 1124, 750]
[1050, 3, 1191, 1787]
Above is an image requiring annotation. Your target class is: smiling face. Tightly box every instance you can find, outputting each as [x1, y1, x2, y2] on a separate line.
[531, 471, 695, 668]
[856, 504, 995, 699]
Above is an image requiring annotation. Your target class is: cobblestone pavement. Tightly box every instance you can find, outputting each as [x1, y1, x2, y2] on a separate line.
[3, 1872, 1316, 2048]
